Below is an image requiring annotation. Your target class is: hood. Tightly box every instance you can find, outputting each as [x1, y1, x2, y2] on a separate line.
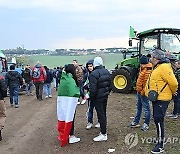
[86, 59, 94, 68]
[93, 57, 103, 67]
[35, 63, 42, 68]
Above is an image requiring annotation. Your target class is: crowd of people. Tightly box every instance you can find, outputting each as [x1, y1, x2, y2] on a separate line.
[0, 51, 179, 154]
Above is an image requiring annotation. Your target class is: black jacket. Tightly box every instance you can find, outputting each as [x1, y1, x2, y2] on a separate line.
[0, 75, 7, 100]
[5, 70, 23, 87]
[89, 66, 111, 100]
[22, 68, 32, 83]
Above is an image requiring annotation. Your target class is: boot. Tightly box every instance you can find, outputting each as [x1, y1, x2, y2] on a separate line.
[57, 121, 65, 141]
[0, 130, 2, 141]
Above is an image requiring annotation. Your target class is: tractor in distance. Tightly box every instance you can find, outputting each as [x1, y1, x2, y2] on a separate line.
[111, 27, 180, 93]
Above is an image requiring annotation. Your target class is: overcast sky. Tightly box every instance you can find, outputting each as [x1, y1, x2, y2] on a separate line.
[0, 0, 179, 50]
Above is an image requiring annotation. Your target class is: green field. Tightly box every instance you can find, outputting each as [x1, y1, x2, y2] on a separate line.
[28, 53, 124, 69]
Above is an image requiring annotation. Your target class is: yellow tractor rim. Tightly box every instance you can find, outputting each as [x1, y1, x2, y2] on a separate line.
[114, 75, 127, 89]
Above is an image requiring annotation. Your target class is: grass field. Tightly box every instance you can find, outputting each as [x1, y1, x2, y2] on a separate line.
[28, 53, 124, 69]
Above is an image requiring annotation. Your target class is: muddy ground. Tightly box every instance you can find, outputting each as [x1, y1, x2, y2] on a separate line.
[0, 88, 180, 154]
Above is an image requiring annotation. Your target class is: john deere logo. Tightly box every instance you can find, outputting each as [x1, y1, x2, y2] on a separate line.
[125, 133, 138, 149]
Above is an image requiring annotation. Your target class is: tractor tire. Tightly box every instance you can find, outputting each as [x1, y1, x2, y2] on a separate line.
[111, 68, 133, 93]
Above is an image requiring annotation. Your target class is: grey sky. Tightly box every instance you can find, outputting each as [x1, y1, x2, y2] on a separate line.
[0, 0, 179, 50]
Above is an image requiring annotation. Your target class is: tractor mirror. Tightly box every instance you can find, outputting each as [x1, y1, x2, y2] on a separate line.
[129, 40, 132, 46]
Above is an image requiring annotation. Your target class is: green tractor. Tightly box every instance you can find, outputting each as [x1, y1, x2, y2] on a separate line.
[111, 27, 180, 93]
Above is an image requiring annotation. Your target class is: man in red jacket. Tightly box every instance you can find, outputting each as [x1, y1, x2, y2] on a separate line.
[32, 61, 47, 101]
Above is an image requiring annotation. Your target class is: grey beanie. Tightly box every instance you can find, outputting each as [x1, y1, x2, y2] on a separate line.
[151, 49, 165, 60]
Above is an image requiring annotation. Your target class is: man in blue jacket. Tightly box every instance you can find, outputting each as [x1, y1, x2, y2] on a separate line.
[89, 57, 111, 142]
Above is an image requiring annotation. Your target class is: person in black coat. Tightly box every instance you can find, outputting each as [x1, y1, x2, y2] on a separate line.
[5, 65, 23, 108]
[0, 74, 7, 141]
[89, 56, 111, 142]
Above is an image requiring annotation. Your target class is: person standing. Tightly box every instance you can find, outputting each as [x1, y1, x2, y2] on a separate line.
[57, 64, 80, 147]
[44, 66, 53, 98]
[0, 75, 7, 141]
[83, 60, 99, 129]
[32, 61, 47, 101]
[73, 60, 85, 104]
[128, 55, 152, 131]
[5, 65, 23, 108]
[145, 49, 178, 154]
[89, 57, 111, 142]
[22, 65, 33, 96]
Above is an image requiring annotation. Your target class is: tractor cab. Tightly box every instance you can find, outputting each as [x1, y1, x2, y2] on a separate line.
[112, 27, 180, 93]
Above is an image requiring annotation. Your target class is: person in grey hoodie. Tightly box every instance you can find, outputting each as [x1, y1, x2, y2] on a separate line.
[89, 57, 111, 142]
[5, 65, 23, 108]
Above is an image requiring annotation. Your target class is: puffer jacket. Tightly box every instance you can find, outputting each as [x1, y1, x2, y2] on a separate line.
[145, 61, 178, 101]
[136, 63, 152, 96]
[89, 66, 111, 100]
[32, 64, 47, 83]
[5, 70, 23, 87]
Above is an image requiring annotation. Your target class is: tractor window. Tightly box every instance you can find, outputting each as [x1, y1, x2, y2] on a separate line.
[140, 35, 158, 55]
[161, 34, 180, 54]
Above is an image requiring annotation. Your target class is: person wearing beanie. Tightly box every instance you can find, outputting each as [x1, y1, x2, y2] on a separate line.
[89, 57, 111, 142]
[129, 55, 152, 132]
[145, 49, 178, 153]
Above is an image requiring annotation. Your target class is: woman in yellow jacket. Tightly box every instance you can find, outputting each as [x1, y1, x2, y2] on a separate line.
[145, 49, 178, 154]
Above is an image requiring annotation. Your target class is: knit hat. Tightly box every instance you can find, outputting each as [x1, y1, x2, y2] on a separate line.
[151, 49, 165, 60]
[139, 55, 148, 64]
[93, 57, 103, 67]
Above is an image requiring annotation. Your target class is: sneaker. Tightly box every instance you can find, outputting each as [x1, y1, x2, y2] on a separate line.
[45, 96, 48, 99]
[15, 105, 19, 108]
[69, 135, 80, 144]
[95, 123, 100, 128]
[26, 94, 29, 96]
[81, 99, 86, 105]
[166, 113, 175, 117]
[86, 123, 93, 129]
[128, 122, 140, 128]
[48, 95, 52, 98]
[93, 133, 107, 142]
[30, 93, 33, 96]
[169, 115, 178, 119]
[141, 123, 149, 131]
[151, 143, 164, 154]
[77, 102, 81, 105]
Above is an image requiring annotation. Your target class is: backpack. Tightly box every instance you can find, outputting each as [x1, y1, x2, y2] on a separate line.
[32, 67, 41, 79]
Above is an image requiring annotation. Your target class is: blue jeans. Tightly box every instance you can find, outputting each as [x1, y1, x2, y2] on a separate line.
[25, 81, 33, 95]
[133, 93, 151, 125]
[44, 83, 52, 96]
[87, 99, 95, 123]
[9, 85, 19, 105]
[78, 80, 84, 99]
[173, 89, 180, 115]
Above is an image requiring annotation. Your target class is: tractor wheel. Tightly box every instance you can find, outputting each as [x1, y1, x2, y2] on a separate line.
[111, 69, 133, 93]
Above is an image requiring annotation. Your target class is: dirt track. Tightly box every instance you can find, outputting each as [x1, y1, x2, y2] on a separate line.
[0, 89, 179, 154]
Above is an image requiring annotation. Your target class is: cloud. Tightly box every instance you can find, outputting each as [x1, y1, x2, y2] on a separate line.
[52, 37, 129, 50]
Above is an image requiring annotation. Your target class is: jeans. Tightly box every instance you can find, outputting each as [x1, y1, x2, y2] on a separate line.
[9, 85, 19, 105]
[87, 99, 95, 123]
[25, 81, 33, 95]
[78, 80, 84, 99]
[44, 83, 52, 96]
[34, 82, 44, 100]
[53, 78, 56, 88]
[133, 93, 151, 125]
[173, 89, 180, 115]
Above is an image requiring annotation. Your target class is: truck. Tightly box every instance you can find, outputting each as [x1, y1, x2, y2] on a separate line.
[0, 50, 8, 76]
[111, 27, 180, 93]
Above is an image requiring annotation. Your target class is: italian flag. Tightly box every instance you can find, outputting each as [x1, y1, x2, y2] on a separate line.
[57, 72, 80, 147]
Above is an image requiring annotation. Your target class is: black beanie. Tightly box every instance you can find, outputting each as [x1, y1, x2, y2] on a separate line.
[139, 55, 148, 64]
